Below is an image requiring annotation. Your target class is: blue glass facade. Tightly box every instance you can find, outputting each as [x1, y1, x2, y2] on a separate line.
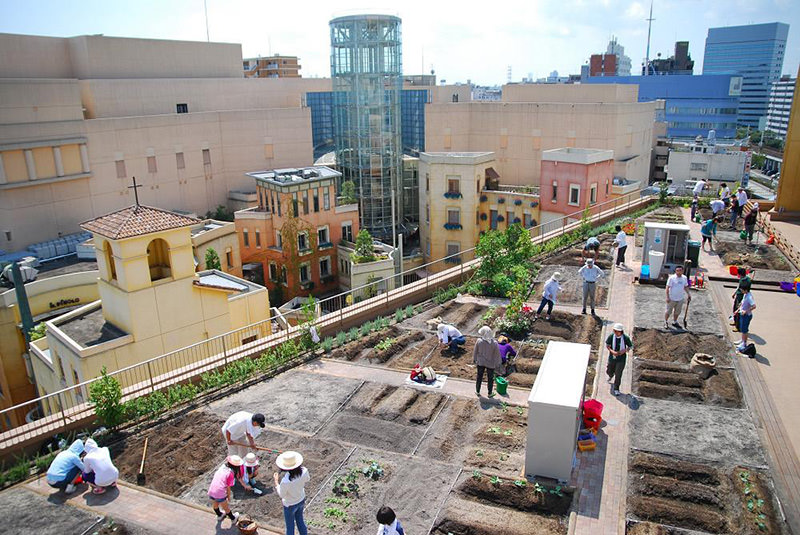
[585, 74, 741, 140]
[703, 23, 789, 129]
[307, 89, 427, 161]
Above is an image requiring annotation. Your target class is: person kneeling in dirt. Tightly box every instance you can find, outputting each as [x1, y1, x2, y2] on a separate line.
[222, 411, 266, 457]
[535, 271, 562, 321]
[497, 335, 517, 376]
[438, 323, 465, 354]
[582, 236, 601, 262]
[241, 452, 263, 495]
[208, 455, 242, 523]
[474, 326, 502, 398]
[606, 323, 633, 396]
[82, 438, 119, 495]
[46, 439, 85, 494]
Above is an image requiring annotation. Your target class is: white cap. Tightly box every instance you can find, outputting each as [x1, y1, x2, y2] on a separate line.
[613, 323, 624, 332]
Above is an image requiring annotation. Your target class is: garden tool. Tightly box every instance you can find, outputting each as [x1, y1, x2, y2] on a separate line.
[137, 437, 148, 485]
[683, 296, 691, 330]
[229, 441, 282, 455]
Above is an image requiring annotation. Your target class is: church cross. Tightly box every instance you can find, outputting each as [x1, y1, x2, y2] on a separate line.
[128, 176, 143, 206]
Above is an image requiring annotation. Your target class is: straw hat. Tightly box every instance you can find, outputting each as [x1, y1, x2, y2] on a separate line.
[552, 272, 562, 281]
[276, 451, 303, 470]
[244, 453, 259, 467]
[227, 455, 244, 467]
[612, 323, 624, 332]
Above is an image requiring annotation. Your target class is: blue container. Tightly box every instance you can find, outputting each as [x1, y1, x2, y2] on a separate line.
[640, 265, 650, 279]
[797, 284, 800, 297]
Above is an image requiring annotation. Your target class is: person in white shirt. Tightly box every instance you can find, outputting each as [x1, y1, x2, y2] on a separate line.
[737, 286, 757, 353]
[719, 182, 731, 206]
[709, 199, 726, 216]
[221, 411, 266, 457]
[731, 187, 749, 229]
[692, 178, 709, 197]
[437, 323, 465, 353]
[82, 438, 119, 495]
[613, 225, 628, 267]
[535, 272, 562, 321]
[274, 451, 310, 535]
[664, 266, 691, 329]
[578, 258, 604, 315]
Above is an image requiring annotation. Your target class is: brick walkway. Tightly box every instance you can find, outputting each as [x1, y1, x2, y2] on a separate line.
[23, 477, 282, 535]
[571, 234, 637, 535]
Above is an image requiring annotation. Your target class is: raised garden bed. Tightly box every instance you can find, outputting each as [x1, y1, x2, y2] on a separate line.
[541, 233, 616, 270]
[402, 300, 491, 334]
[714, 241, 791, 272]
[627, 452, 783, 535]
[633, 359, 742, 408]
[633, 328, 733, 366]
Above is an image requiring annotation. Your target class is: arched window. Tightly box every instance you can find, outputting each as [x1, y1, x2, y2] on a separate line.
[147, 238, 172, 282]
[103, 240, 117, 282]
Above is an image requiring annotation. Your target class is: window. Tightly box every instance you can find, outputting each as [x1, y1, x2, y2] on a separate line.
[176, 103, 188, 114]
[292, 194, 299, 217]
[299, 263, 310, 283]
[269, 262, 278, 281]
[275, 231, 283, 249]
[426, 173, 430, 191]
[319, 256, 331, 277]
[302, 191, 309, 214]
[115, 159, 126, 179]
[243, 228, 249, 247]
[276, 194, 281, 216]
[323, 190, 330, 210]
[202, 149, 211, 165]
[280, 266, 287, 284]
[524, 213, 533, 228]
[342, 222, 353, 242]
[448, 209, 460, 225]
[426, 204, 430, 224]
[255, 229, 261, 247]
[146, 238, 171, 282]
[569, 185, 580, 206]
[103, 240, 117, 282]
[690, 163, 708, 172]
[426, 239, 431, 256]
[318, 226, 330, 246]
[605, 179, 609, 195]
[147, 156, 157, 173]
[446, 242, 461, 262]
[298, 232, 308, 251]
[507, 210, 514, 227]
[226, 249, 232, 268]
[590, 183, 597, 205]
[313, 191, 319, 212]
[551, 181, 558, 203]
[490, 209, 498, 230]
[447, 176, 460, 193]
[176, 152, 185, 170]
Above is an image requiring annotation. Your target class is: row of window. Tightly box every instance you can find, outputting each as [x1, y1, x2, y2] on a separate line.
[550, 181, 601, 206]
[115, 149, 211, 178]
[258, 186, 332, 217]
[667, 122, 738, 130]
[666, 107, 738, 116]
[268, 256, 332, 285]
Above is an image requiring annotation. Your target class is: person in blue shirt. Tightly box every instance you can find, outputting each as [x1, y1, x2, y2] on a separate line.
[376, 506, 404, 535]
[582, 236, 601, 262]
[700, 217, 720, 252]
[46, 439, 85, 493]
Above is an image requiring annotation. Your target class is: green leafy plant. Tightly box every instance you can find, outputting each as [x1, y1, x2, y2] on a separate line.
[347, 327, 359, 342]
[28, 322, 47, 341]
[323, 507, 348, 521]
[739, 470, 769, 532]
[488, 426, 501, 434]
[499, 453, 508, 461]
[375, 338, 395, 351]
[340, 180, 358, 205]
[321, 337, 334, 353]
[404, 305, 414, 318]
[502, 429, 513, 436]
[204, 247, 222, 271]
[475, 449, 484, 457]
[332, 468, 360, 496]
[481, 306, 497, 323]
[395, 308, 404, 323]
[353, 229, 377, 263]
[472, 469, 483, 480]
[335, 331, 347, 347]
[513, 479, 527, 487]
[324, 497, 352, 508]
[361, 460, 384, 480]
[549, 485, 564, 497]
[88, 366, 126, 429]
[490, 476, 502, 486]
[500, 401, 508, 413]
[516, 406, 524, 416]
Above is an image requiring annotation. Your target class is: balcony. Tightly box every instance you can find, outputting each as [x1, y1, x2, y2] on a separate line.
[444, 256, 462, 264]
[443, 223, 463, 230]
[300, 280, 314, 290]
[444, 191, 463, 199]
[318, 241, 334, 251]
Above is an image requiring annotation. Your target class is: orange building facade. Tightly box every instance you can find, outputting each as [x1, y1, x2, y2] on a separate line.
[234, 167, 359, 304]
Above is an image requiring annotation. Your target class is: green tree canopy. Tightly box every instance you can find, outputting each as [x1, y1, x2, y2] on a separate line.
[353, 229, 376, 263]
[340, 180, 357, 204]
[204, 247, 221, 271]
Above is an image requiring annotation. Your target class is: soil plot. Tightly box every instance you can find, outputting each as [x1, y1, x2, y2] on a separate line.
[541, 233, 617, 270]
[305, 448, 460, 535]
[415, 397, 489, 464]
[629, 398, 766, 468]
[533, 264, 609, 308]
[714, 240, 791, 271]
[634, 285, 724, 336]
[179, 432, 350, 529]
[525, 310, 604, 347]
[1, 487, 105, 535]
[111, 411, 226, 496]
[627, 452, 783, 535]
[402, 300, 489, 334]
[328, 326, 401, 361]
[633, 328, 733, 366]
[633, 359, 742, 408]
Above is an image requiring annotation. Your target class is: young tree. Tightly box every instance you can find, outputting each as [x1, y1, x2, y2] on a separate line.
[204, 247, 222, 271]
[340, 180, 357, 204]
[353, 229, 376, 263]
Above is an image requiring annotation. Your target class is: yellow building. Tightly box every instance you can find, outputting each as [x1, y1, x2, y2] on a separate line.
[774, 66, 800, 218]
[29, 204, 269, 411]
[191, 219, 243, 278]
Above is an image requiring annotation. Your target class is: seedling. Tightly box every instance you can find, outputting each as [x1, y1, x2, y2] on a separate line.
[499, 453, 508, 461]
[533, 482, 546, 496]
[503, 429, 513, 436]
[375, 338, 395, 351]
[490, 476, 502, 486]
[500, 401, 508, 413]
[475, 449, 484, 457]
[516, 406, 524, 416]
[323, 507, 348, 521]
[549, 485, 563, 497]
[362, 460, 384, 480]
[324, 497, 352, 508]
[513, 479, 527, 487]
[472, 469, 483, 480]
[488, 426, 501, 434]
[332, 468, 360, 496]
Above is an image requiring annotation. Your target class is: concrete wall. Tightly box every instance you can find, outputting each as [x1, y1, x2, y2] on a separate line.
[540, 158, 614, 215]
[667, 149, 747, 187]
[501, 83, 639, 104]
[0, 79, 85, 124]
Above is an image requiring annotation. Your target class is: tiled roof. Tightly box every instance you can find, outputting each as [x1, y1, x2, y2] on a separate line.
[81, 205, 199, 240]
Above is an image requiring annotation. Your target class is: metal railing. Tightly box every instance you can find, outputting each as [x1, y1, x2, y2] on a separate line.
[0, 190, 654, 451]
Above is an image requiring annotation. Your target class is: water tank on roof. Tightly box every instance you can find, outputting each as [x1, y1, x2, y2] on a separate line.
[708, 130, 716, 145]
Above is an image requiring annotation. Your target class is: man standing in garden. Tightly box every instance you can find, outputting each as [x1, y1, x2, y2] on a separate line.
[578, 258, 604, 315]
[613, 225, 628, 268]
[222, 411, 266, 457]
[665, 265, 690, 329]
[606, 323, 632, 396]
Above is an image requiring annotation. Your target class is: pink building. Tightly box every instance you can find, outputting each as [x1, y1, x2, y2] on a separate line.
[539, 148, 614, 225]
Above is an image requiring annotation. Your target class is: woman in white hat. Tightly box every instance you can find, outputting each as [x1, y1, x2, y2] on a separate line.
[243, 452, 263, 495]
[273, 451, 310, 535]
[207, 455, 242, 523]
[535, 271, 562, 321]
[473, 326, 502, 398]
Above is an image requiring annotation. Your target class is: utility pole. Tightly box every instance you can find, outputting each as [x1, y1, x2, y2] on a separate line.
[644, 0, 655, 76]
[204, 0, 210, 42]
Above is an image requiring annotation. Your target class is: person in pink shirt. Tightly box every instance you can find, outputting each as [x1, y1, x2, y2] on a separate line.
[208, 455, 242, 523]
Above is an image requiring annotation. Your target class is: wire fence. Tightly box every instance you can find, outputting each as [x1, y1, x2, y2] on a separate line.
[0, 190, 654, 452]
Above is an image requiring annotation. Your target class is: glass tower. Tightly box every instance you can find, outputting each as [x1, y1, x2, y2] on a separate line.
[703, 22, 789, 129]
[330, 14, 403, 241]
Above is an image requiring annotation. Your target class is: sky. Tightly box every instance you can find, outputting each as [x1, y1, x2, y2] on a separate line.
[1, 0, 799, 85]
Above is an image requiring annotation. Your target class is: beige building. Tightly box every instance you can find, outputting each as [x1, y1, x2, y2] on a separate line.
[191, 219, 243, 278]
[243, 55, 301, 78]
[28, 204, 269, 414]
[425, 84, 658, 189]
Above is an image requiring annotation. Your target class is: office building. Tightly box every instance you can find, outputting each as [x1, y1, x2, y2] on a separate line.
[644, 41, 694, 75]
[590, 37, 631, 77]
[667, 140, 749, 190]
[243, 55, 301, 78]
[330, 14, 403, 241]
[703, 22, 789, 128]
[767, 75, 796, 139]
[586, 74, 742, 140]
[775, 67, 800, 217]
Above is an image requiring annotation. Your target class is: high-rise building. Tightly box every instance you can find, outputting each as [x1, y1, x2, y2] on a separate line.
[643, 41, 694, 75]
[243, 55, 301, 78]
[703, 22, 789, 129]
[606, 37, 631, 76]
[330, 14, 403, 241]
[766, 75, 796, 139]
[590, 38, 631, 77]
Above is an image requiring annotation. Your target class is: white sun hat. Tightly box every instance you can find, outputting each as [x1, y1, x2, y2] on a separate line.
[227, 455, 244, 467]
[276, 451, 303, 470]
[613, 323, 624, 332]
[244, 452, 259, 467]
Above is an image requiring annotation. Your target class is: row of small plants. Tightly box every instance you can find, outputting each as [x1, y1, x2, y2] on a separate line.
[308, 460, 385, 531]
[319, 305, 419, 354]
[471, 469, 564, 497]
[0, 449, 58, 488]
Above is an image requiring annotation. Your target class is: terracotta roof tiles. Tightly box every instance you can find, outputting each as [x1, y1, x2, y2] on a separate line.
[81, 205, 199, 240]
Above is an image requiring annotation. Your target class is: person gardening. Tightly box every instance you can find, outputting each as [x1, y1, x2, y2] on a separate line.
[690, 195, 700, 222]
[606, 323, 632, 396]
[729, 197, 740, 229]
[665, 265, 690, 329]
[731, 267, 752, 330]
[743, 203, 759, 245]
[437, 323, 465, 354]
[582, 236, 601, 262]
[614, 225, 628, 267]
[535, 271, 562, 320]
[222, 411, 266, 457]
[709, 198, 725, 217]
[46, 439, 85, 494]
[82, 438, 119, 495]
[700, 216, 719, 252]
[207, 455, 242, 523]
[274, 451, 310, 535]
[243, 452, 261, 488]
[737, 285, 756, 354]
[692, 178, 709, 197]
[735, 186, 749, 228]
[497, 335, 517, 372]
[578, 258, 604, 315]
[473, 325, 502, 398]
[719, 182, 731, 206]
[376, 506, 405, 535]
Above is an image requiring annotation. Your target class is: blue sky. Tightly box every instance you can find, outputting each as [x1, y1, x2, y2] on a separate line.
[1, 0, 798, 85]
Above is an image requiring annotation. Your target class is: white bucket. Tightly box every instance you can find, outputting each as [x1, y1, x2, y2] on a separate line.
[648, 250, 665, 278]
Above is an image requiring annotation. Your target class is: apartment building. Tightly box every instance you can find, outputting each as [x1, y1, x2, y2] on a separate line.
[243, 55, 301, 78]
[767, 75, 796, 139]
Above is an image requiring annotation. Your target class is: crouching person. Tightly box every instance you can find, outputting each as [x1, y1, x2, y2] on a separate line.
[46, 439, 85, 494]
[82, 438, 119, 494]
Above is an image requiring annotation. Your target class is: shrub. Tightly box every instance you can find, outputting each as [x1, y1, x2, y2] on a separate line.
[335, 331, 347, 347]
[88, 367, 126, 430]
[395, 309, 404, 323]
[204, 248, 221, 271]
[28, 322, 47, 341]
[433, 284, 461, 305]
[347, 327, 359, 342]
[404, 305, 414, 318]
[321, 337, 334, 353]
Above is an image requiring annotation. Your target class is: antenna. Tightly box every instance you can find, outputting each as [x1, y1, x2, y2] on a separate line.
[644, 0, 655, 75]
[422, 46, 424, 76]
[507, 65, 512, 84]
[204, 0, 210, 42]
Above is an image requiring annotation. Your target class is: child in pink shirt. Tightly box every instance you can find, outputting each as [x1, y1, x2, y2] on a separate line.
[208, 455, 242, 523]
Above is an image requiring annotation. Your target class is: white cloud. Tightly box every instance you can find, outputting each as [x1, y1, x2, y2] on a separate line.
[625, 2, 646, 19]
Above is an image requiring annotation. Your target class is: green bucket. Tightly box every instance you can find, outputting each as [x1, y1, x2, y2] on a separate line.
[495, 376, 509, 396]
